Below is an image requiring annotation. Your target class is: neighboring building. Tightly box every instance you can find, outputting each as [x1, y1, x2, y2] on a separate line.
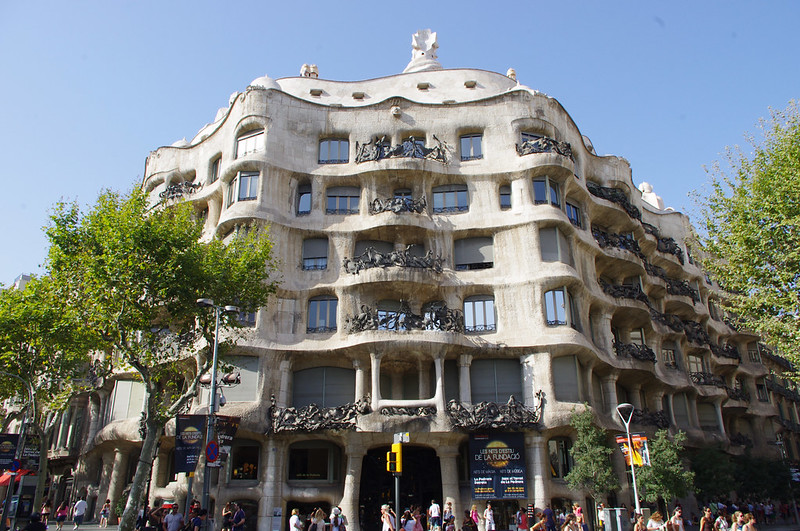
[54, 30, 796, 531]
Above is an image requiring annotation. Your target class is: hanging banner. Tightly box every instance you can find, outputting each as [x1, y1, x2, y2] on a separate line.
[210, 416, 240, 468]
[469, 433, 527, 499]
[22, 434, 41, 470]
[175, 415, 206, 473]
[0, 434, 20, 470]
[615, 433, 651, 467]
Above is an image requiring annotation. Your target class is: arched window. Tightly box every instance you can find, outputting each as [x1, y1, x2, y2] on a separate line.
[499, 185, 511, 210]
[209, 156, 221, 184]
[297, 183, 312, 215]
[460, 133, 483, 161]
[376, 300, 405, 331]
[230, 439, 260, 480]
[463, 295, 496, 333]
[552, 356, 581, 402]
[226, 171, 259, 206]
[308, 296, 337, 333]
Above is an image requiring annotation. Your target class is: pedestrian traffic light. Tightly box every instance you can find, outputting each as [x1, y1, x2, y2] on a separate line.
[386, 442, 403, 473]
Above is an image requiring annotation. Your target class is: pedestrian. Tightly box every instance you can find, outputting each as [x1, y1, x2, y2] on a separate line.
[191, 510, 207, 531]
[382, 505, 396, 531]
[40, 500, 52, 525]
[633, 514, 646, 531]
[742, 514, 756, 531]
[163, 504, 184, 531]
[72, 496, 88, 530]
[310, 508, 326, 531]
[646, 512, 664, 531]
[699, 508, 713, 531]
[24, 513, 48, 531]
[731, 512, 744, 531]
[56, 502, 69, 531]
[221, 503, 233, 531]
[99, 499, 111, 528]
[401, 510, 414, 531]
[429, 500, 442, 531]
[463, 511, 478, 531]
[531, 512, 546, 531]
[714, 509, 729, 531]
[483, 503, 495, 531]
[517, 506, 527, 531]
[290, 510, 304, 531]
[560, 515, 579, 531]
[444, 503, 453, 524]
[232, 502, 247, 531]
[470, 506, 480, 527]
[542, 505, 556, 531]
[670, 507, 685, 531]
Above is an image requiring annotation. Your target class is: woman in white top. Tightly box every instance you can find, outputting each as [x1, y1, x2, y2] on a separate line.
[483, 503, 495, 531]
[382, 505, 396, 531]
[290, 509, 304, 531]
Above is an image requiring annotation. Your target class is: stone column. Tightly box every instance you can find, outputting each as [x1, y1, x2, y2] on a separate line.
[107, 447, 130, 523]
[353, 359, 366, 401]
[96, 451, 115, 517]
[277, 360, 291, 407]
[629, 384, 642, 410]
[665, 394, 677, 426]
[83, 394, 103, 453]
[649, 391, 664, 415]
[602, 374, 619, 416]
[713, 400, 726, 437]
[419, 359, 431, 399]
[459, 355, 473, 405]
[526, 434, 548, 510]
[521, 354, 537, 407]
[688, 395, 700, 429]
[260, 438, 284, 531]
[57, 409, 72, 449]
[437, 446, 460, 515]
[341, 441, 367, 531]
[370, 353, 382, 411]
[433, 357, 445, 412]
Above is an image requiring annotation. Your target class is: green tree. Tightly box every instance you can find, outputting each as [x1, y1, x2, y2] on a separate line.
[698, 101, 800, 370]
[45, 187, 279, 531]
[636, 430, 694, 504]
[689, 446, 735, 503]
[565, 405, 619, 503]
[733, 453, 792, 500]
[0, 276, 97, 510]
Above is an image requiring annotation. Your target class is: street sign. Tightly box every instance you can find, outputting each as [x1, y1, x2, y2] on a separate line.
[205, 441, 219, 463]
[10, 459, 20, 472]
[393, 432, 410, 444]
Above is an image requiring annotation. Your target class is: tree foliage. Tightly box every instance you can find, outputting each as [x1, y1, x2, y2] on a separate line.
[635, 430, 694, 504]
[698, 101, 800, 370]
[45, 187, 279, 531]
[732, 453, 792, 501]
[0, 276, 97, 508]
[565, 405, 619, 502]
[689, 446, 735, 503]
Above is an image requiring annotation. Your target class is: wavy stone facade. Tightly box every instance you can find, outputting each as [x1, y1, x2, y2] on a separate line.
[61, 33, 800, 531]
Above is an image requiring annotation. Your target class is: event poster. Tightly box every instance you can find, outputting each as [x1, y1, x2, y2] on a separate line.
[469, 433, 527, 499]
[175, 415, 206, 473]
[210, 416, 240, 468]
[615, 433, 651, 467]
[22, 434, 41, 470]
[0, 434, 19, 469]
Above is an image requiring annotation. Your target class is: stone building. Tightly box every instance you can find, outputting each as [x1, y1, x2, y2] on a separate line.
[56, 30, 799, 531]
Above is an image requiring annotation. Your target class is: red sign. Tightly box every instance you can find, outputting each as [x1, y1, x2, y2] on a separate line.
[205, 441, 219, 463]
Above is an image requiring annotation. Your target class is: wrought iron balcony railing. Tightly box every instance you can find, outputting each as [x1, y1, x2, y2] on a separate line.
[515, 135, 573, 160]
[355, 135, 451, 164]
[345, 302, 464, 333]
[690, 372, 726, 388]
[343, 245, 444, 275]
[632, 408, 670, 429]
[587, 181, 642, 221]
[159, 181, 202, 202]
[370, 195, 427, 214]
[599, 279, 651, 306]
[726, 387, 751, 402]
[614, 341, 657, 362]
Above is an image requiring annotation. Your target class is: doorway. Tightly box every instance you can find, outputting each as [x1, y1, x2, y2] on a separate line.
[359, 446, 442, 531]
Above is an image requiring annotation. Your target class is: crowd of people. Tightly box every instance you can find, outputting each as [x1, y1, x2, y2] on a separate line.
[289, 506, 348, 531]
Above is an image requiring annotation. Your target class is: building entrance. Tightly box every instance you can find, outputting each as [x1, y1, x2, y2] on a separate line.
[359, 446, 442, 531]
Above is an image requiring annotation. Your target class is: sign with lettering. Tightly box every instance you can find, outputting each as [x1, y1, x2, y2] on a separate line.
[469, 433, 527, 499]
[174, 415, 206, 473]
[0, 434, 19, 470]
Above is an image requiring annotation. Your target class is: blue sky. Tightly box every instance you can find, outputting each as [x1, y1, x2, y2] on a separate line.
[1, 1, 798, 285]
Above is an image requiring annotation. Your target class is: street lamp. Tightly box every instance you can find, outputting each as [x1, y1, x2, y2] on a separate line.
[616, 402, 641, 516]
[196, 299, 239, 516]
[0, 371, 33, 531]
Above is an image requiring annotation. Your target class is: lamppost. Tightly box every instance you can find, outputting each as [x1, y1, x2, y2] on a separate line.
[0, 371, 33, 531]
[616, 403, 641, 516]
[196, 299, 239, 516]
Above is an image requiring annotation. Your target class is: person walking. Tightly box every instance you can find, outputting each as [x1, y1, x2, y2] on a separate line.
[382, 505, 396, 531]
[232, 502, 247, 531]
[429, 500, 442, 531]
[290, 509, 304, 531]
[670, 508, 685, 531]
[99, 499, 111, 528]
[163, 505, 184, 531]
[72, 496, 88, 530]
[55, 502, 69, 531]
[221, 503, 233, 531]
[483, 503, 495, 531]
[700, 508, 713, 531]
[542, 505, 556, 531]
[40, 500, 52, 525]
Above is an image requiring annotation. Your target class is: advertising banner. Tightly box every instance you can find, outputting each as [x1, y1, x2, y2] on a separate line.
[210, 416, 240, 468]
[174, 415, 206, 473]
[469, 433, 527, 499]
[615, 433, 650, 467]
[22, 434, 40, 470]
[0, 434, 20, 469]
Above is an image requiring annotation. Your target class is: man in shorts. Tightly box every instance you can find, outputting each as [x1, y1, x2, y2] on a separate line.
[72, 497, 88, 530]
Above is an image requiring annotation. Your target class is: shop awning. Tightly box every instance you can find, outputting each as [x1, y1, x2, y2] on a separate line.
[0, 469, 32, 486]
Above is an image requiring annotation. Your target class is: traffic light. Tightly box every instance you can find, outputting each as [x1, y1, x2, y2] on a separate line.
[386, 442, 403, 473]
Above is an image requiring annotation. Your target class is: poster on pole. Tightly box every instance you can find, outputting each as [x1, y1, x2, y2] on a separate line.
[210, 416, 240, 468]
[0, 434, 20, 469]
[175, 415, 206, 473]
[469, 433, 527, 499]
[615, 433, 651, 467]
[22, 434, 41, 470]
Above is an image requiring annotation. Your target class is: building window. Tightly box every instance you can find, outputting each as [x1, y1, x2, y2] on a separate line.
[354, 239, 393, 257]
[377, 300, 405, 331]
[470, 359, 522, 403]
[521, 132, 542, 143]
[565, 201, 582, 228]
[218, 355, 259, 402]
[548, 438, 573, 478]
[687, 354, 705, 374]
[532, 176, 561, 208]
[319, 139, 349, 164]
[748, 347, 762, 363]
[236, 130, 264, 158]
[326, 186, 360, 214]
[460, 134, 483, 161]
[293, 367, 355, 408]
[454, 237, 493, 270]
[297, 183, 312, 215]
[288, 441, 342, 482]
[662, 343, 677, 368]
[499, 185, 511, 210]
[697, 403, 718, 431]
[552, 356, 581, 402]
[227, 171, 259, 206]
[230, 440, 260, 480]
[302, 238, 328, 270]
[432, 184, 469, 213]
[464, 295, 496, 333]
[108, 380, 145, 422]
[544, 288, 579, 329]
[756, 379, 769, 401]
[308, 296, 337, 333]
[539, 227, 573, 266]
[629, 327, 645, 345]
[708, 300, 720, 320]
[209, 157, 221, 184]
[237, 310, 257, 327]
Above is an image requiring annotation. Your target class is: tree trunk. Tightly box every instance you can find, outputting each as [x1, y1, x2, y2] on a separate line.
[118, 416, 163, 531]
[32, 425, 50, 513]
